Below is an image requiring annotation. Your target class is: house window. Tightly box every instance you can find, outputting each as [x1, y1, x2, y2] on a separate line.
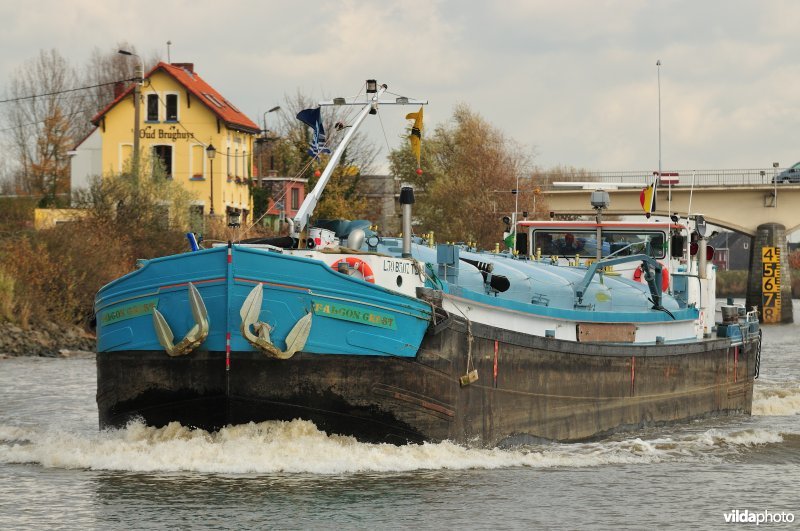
[166, 94, 178, 121]
[147, 94, 159, 121]
[120, 144, 133, 172]
[291, 188, 299, 210]
[191, 144, 205, 179]
[153, 145, 173, 179]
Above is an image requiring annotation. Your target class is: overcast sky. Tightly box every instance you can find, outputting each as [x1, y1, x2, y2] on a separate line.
[2, 0, 798, 173]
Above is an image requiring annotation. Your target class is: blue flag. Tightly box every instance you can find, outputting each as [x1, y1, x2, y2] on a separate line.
[296, 108, 331, 158]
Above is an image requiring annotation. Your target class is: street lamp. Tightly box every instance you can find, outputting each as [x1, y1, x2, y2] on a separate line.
[260, 106, 281, 175]
[263, 105, 280, 137]
[118, 49, 143, 176]
[206, 144, 216, 215]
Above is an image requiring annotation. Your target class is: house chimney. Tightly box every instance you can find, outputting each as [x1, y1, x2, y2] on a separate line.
[171, 63, 194, 73]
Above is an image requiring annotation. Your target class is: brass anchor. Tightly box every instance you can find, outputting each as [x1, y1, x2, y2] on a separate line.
[240, 283, 312, 359]
[152, 282, 209, 357]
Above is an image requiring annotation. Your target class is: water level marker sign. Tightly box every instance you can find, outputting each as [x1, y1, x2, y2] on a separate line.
[761, 246, 781, 323]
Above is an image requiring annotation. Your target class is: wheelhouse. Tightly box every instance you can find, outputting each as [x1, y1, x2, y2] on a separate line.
[517, 220, 685, 260]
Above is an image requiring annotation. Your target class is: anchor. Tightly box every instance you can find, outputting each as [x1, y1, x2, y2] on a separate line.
[240, 283, 312, 359]
[152, 282, 209, 357]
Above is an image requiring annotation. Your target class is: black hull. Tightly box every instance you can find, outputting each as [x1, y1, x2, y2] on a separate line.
[97, 317, 758, 446]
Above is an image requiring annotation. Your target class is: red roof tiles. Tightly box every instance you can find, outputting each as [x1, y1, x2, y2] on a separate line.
[91, 62, 260, 134]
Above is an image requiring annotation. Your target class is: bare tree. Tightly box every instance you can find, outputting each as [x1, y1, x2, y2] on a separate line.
[80, 43, 141, 134]
[3, 49, 83, 202]
[1, 46, 163, 202]
[81, 43, 161, 131]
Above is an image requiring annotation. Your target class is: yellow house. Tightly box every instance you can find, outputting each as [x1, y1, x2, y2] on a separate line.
[91, 62, 261, 223]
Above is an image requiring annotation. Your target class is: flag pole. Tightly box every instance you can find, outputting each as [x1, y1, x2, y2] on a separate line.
[657, 59, 662, 181]
[657, 59, 663, 215]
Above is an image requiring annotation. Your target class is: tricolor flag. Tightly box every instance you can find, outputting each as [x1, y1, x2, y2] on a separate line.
[640, 182, 657, 214]
[296, 107, 331, 159]
[406, 107, 423, 171]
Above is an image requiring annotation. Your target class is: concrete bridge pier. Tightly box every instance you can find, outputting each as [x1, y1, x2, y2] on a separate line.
[746, 223, 793, 324]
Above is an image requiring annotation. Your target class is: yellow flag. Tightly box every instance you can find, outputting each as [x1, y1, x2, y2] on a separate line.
[406, 107, 423, 169]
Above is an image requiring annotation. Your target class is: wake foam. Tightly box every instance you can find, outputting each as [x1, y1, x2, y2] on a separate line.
[0, 419, 788, 474]
[753, 385, 800, 416]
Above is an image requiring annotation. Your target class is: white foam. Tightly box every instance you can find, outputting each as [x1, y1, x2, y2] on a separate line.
[0, 420, 787, 474]
[0, 425, 33, 443]
[753, 386, 800, 416]
[691, 428, 784, 448]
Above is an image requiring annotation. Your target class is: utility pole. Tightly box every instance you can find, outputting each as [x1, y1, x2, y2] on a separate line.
[119, 50, 143, 176]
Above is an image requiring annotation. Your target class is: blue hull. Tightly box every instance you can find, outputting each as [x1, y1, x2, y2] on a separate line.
[95, 245, 432, 357]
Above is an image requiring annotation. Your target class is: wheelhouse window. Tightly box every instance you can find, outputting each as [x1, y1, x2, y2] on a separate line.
[166, 94, 178, 121]
[146, 94, 159, 121]
[532, 230, 666, 258]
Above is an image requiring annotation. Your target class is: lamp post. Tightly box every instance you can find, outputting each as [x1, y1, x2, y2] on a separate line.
[261, 106, 281, 174]
[118, 49, 143, 176]
[206, 144, 216, 215]
[263, 105, 281, 137]
[773, 161, 779, 207]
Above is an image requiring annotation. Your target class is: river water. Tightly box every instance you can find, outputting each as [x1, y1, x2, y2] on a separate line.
[1, 302, 798, 530]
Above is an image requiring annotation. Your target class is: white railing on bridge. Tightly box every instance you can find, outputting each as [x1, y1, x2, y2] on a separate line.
[541, 168, 785, 188]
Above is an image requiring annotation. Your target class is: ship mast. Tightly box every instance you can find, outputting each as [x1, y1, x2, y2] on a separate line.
[288, 80, 427, 240]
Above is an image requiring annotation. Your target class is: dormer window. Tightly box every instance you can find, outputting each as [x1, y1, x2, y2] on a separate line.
[146, 94, 159, 121]
[166, 94, 178, 121]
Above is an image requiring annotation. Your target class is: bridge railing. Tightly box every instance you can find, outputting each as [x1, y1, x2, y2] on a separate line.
[538, 168, 784, 188]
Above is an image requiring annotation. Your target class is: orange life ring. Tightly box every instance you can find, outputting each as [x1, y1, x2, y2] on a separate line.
[633, 263, 669, 292]
[331, 256, 375, 284]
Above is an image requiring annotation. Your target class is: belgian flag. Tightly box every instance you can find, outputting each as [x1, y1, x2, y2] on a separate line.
[640, 182, 657, 213]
